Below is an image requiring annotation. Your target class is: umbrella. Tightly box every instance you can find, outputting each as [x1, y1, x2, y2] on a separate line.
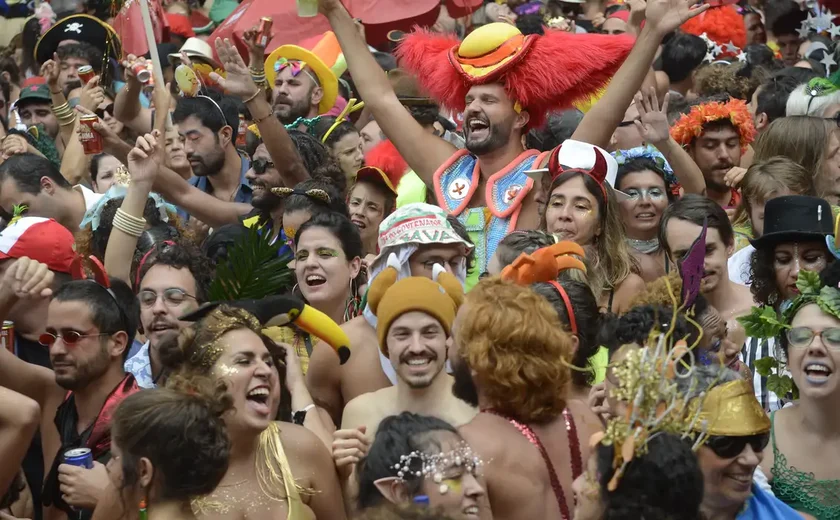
[210, 0, 482, 60]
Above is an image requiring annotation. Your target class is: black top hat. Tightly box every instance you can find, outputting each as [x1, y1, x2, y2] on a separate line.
[749, 195, 833, 250]
[34, 14, 121, 66]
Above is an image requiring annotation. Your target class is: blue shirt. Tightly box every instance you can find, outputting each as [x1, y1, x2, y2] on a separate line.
[179, 154, 252, 220]
[737, 484, 803, 520]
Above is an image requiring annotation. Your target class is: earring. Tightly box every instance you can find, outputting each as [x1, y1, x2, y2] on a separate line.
[139, 498, 148, 520]
[344, 278, 362, 322]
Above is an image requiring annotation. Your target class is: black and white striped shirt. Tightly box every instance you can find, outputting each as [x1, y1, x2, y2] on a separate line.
[740, 336, 784, 412]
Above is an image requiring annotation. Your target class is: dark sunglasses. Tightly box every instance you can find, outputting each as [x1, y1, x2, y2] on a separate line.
[252, 158, 276, 174]
[39, 331, 109, 346]
[95, 103, 115, 119]
[705, 433, 769, 459]
[617, 119, 639, 128]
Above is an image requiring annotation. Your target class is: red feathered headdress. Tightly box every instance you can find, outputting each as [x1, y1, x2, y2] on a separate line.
[681, 5, 747, 58]
[355, 140, 408, 195]
[395, 23, 634, 129]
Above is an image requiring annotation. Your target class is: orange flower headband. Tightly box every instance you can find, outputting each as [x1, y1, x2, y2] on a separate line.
[670, 99, 756, 153]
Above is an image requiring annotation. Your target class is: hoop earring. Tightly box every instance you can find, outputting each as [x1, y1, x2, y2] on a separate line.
[344, 277, 362, 323]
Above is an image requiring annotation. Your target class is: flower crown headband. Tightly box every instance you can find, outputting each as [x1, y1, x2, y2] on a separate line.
[80, 185, 177, 231]
[612, 145, 677, 187]
[670, 99, 756, 153]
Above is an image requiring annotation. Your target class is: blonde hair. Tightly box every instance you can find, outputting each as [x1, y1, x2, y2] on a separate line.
[457, 278, 573, 423]
[752, 116, 834, 200]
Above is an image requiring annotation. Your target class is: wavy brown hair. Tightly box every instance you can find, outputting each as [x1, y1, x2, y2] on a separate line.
[457, 278, 573, 423]
[542, 172, 638, 304]
[158, 305, 293, 421]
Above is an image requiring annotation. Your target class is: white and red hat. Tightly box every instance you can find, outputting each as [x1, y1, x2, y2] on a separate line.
[0, 217, 75, 274]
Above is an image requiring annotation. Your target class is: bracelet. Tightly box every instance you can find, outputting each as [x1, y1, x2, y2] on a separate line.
[50, 90, 62, 96]
[113, 208, 146, 237]
[59, 117, 77, 127]
[243, 89, 262, 104]
[251, 110, 273, 125]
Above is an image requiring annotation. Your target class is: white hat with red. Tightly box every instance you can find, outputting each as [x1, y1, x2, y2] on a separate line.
[0, 217, 76, 274]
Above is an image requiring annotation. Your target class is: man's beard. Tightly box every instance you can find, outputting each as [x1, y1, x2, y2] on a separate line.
[451, 355, 479, 407]
[465, 120, 512, 156]
[189, 148, 226, 177]
[54, 344, 111, 391]
[273, 96, 312, 126]
[251, 190, 283, 212]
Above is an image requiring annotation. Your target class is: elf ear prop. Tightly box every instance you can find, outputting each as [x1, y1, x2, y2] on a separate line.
[678, 218, 707, 309]
[500, 241, 586, 285]
[374, 477, 409, 504]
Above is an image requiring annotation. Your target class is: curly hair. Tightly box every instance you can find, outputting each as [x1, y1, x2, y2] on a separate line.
[597, 433, 704, 520]
[604, 304, 700, 353]
[543, 172, 639, 304]
[283, 178, 349, 219]
[112, 374, 232, 501]
[75, 197, 192, 261]
[532, 280, 601, 387]
[132, 239, 214, 303]
[458, 278, 573, 423]
[693, 62, 760, 101]
[158, 305, 292, 421]
[748, 244, 780, 307]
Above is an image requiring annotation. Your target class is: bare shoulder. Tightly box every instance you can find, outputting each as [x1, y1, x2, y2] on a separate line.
[732, 283, 757, 315]
[280, 422, 332, 461]
[614, 273, 647, 313]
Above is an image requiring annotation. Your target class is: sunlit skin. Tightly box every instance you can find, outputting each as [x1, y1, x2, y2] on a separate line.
[697, 442, 762, 518]
[331, 131, 365, 180]
[92, 155, 124, 194]
[348, 182, 388, 256]
[773, 242, 829, 301]
[273, 66, 321, 124]
[688, 126, 740, 203]
[545, 176, 601, 245]
[294, 226, 361, 320]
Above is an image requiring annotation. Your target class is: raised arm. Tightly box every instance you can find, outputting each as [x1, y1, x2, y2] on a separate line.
[572, 0, 709, 149]
[634, 88, 706, 195]
[211, 38, 309, 187]
[320, 0, 456, 185]
[0, 387, 40, 496]
[113, 55, 154, 135]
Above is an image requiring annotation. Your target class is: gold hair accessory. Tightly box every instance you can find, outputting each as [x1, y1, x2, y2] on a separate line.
[320, 98, 365, 143]
[271, 187, 294, 197]
[590, 327, 711, 491]
[189, 306, 263, 369]
[270, 187, 332, 205]
[686, 379, 770, 437]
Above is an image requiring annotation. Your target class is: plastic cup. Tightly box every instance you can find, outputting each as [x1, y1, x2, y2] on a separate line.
[296, 0, 318, 17]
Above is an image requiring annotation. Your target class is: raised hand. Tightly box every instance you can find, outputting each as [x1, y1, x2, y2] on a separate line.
[243, 25, 266, 68]
[75, 106, 121, 151]
[40, 53, 61, 89]
[332, 426, 370, 481]
[78, 76, 105, 111]
[1, 134, 28, 159]
[628, 0, 647, 30]
[645, 0, 708, 36]
[724, 166, 748, 189]
[633, 88, 671, 146]
[0, 257, 55, 301]
[210, 38, 261, 100]
[127, 131, 163, 185]
[121, 54, 149, 83]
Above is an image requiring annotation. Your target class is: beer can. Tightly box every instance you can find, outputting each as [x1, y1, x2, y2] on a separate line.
[132, 62, 152, 84]
[236, 113, 247, 148]
[64, 448, 93, 469]
[79, 115, 103, 155]
[257, 17, 273, 47]
[1, 320, 13, 353]
[77, 65, 95, 85]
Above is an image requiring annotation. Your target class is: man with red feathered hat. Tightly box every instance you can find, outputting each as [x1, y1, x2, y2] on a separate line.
[317, 0, 709, 279]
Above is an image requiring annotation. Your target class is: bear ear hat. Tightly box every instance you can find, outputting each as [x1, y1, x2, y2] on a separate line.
[368, 253, 401, 316]
[432, 263, 465, 310]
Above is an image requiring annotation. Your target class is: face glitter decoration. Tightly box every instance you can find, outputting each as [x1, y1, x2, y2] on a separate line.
[217, 364, 239, 377]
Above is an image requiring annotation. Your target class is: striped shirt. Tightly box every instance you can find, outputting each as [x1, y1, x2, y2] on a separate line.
[740, 336, 784, 412]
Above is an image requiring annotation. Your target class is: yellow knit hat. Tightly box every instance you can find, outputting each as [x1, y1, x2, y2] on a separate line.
[368, 254, 464, 355]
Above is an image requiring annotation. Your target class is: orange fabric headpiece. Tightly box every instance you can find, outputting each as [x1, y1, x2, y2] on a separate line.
[670, 98, 756, 153]
[500, 241, 586, 285]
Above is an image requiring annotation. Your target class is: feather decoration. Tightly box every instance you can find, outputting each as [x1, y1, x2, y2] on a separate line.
[365, 139, 409, 187]
[209, 225, 294, 301]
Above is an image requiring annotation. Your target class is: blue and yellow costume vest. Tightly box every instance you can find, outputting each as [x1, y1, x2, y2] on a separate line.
[433, 149, 548, 290]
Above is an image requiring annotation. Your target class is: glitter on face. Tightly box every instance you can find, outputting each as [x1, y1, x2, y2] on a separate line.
[217, 364, 239, 377]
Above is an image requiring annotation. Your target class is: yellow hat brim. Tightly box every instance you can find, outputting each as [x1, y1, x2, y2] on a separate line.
[265, 45, 338, 115]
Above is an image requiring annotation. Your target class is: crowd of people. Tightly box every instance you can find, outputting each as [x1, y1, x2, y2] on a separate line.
[0, 0, 838, 518]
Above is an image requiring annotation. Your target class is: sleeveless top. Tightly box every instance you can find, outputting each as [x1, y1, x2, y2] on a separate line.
[770, 411, 840, 519]
[433, 149, 548, 290]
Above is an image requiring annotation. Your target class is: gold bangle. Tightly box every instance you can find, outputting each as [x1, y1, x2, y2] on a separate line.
[243, 89, 262, 104]
[59, 117, 77, 127]
[252, 110, 273, 125]
[50, 90, 62, 96]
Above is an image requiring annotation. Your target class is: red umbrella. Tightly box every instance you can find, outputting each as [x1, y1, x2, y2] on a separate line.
[210, 0, 480, 60]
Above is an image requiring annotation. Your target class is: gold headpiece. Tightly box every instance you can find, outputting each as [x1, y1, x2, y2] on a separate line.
[687, 379, 770, 437]
[270, 187, 332, 204]
[188, 306, 262, 369]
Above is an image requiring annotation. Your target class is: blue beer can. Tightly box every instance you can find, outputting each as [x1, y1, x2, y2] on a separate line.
[64, 448, 93, 469]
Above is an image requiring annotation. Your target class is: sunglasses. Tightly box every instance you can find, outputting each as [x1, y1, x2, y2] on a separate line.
[39, 330, 109, 346]
[95, 103, 115, 119]
[617, 119, 639, 128]
[705, 433, 769, 459]
[252, 158, 276, 174]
